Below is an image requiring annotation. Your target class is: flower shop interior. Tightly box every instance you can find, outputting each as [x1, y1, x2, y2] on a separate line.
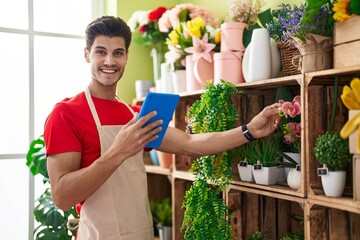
[3, 0, 360, 239]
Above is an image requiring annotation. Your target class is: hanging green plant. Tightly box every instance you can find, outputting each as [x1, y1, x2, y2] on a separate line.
[182, 80, 243, 240]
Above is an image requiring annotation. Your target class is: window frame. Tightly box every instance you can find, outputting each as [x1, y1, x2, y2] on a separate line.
[0, 0, 104, 238]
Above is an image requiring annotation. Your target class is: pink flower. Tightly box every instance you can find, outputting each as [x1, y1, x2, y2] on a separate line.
[279, 95, 301, 118]
[158, 3, 218, 32]
[184, 34, 215, 62]
[278, 95, 301, 152]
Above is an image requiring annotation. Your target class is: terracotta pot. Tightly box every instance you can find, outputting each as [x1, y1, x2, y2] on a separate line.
[157, 151, 173, 169]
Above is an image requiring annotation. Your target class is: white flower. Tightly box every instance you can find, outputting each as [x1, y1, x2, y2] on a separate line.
[127, 10, 150, 31]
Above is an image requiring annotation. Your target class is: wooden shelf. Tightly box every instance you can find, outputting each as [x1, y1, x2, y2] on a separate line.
[142, 66, 360, 239]
[145, 165, 172, 176]
[308, 194, 360, 214]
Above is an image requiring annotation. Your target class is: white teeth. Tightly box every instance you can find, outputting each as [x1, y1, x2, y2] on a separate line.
[102, 69, 116, 73]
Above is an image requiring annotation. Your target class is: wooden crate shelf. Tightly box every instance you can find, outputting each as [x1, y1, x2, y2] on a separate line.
[134, 66, 360, 239]
[304, 200, 360, 239]
[226, 185, 305, 240]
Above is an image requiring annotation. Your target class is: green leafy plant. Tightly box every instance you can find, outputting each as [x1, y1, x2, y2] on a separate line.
[280, 233, 304, 240]
[249, 231, 266, 240]
[267, 3, 333, 42]
[150, 198, 172, 227]
[275, 152, 301, 168]
[314, 131, 351, 171]
[251, 135, 282, 167]
[182, 80, 243, 240]
[26, 135, 78, 239]
[237, 141, 260, 165]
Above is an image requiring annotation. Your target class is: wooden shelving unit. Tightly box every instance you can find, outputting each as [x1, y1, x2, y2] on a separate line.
[135, 66, 360, 239]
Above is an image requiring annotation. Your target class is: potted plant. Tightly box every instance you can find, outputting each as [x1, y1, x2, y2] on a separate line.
[237, 140, 259, 182]
[276, 93, 302, 187]
[26, 135, 78, 239]
[181, 80, 242, 239]
[251, 135, 282, 186]
[150, 198, 172, 240]
[314, 131, 351, 197]
[266, 3, 333, 76]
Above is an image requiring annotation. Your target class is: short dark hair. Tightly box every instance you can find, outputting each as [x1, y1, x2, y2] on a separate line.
[85, 16, 132, 52]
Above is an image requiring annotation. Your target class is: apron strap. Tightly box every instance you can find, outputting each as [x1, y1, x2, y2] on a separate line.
[85, 88, 102, 127]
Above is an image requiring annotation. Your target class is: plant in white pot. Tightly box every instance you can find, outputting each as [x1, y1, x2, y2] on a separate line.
[251, 135, 282, 185]
[314, 131, 351, 197]
[237, 140, 259, 182]
[275, 153, 302, 190]
[150, 198, 172, 240]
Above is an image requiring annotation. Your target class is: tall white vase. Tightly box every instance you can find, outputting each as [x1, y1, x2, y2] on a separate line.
[247, 29, 272, 82]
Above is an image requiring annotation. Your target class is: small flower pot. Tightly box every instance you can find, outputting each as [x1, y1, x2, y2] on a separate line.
[287, 168, 301, 190]
[237, 163, 254, 182]
[252, 166, 280, 185]
[158, 225, 172, 240]
[321, 170, 346, 197]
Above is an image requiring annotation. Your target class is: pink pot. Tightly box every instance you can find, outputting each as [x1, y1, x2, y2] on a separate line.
[214, 51, 244, 85]
[221, 22, 249, 52]
[185, 54, 214, 92]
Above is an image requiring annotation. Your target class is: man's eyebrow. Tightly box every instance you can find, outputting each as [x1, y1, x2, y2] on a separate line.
[94, 46, 107, 50]
[93, 46, 126, 52]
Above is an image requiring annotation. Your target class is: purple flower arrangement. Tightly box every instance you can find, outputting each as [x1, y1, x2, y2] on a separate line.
[267, 3, 333, 43]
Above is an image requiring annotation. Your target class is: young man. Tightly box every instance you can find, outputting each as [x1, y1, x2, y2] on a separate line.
[44, 16, 282, 239]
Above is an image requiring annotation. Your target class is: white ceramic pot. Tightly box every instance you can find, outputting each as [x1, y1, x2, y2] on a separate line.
[252, 166, 280, 185]
[238, 164, 254, 182]
[321, 170, 346, 197]
[283, 152, 301, 178]
[158, 225, 172, 240]
[287, 168, 301, 190]
[171, 70, 186, 93]
[243, 38, 281, 82]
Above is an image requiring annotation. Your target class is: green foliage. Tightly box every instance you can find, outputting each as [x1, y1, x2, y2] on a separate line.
[274, 152, 300, 168]
[303, 0, 334, 33]
[26, 135, 48, 181]
[314, 131, 351, 171]
[150, 198, 172, 227]
[280, 233, 304, 240]
[27, 135, 78, 240]
[247, 135, 282, 167]
[33, 188, 78, 240]
[249, 231, 266, 240]
[182, 80, 242, 240]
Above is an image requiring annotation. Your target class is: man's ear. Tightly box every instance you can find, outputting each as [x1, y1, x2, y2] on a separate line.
[84, 47, 90, 63]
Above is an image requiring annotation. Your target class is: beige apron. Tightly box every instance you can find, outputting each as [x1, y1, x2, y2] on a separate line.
[75, 89, 154, 240]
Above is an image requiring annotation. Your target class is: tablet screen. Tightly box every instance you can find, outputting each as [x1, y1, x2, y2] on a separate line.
[137, 92, 180, 148]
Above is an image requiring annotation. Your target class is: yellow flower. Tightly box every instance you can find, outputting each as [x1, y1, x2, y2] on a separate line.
[167, 26, 181, 45]
[333, 0, 354, 22]
[186, 17, 205, 38]
[214, 29, 221, 44]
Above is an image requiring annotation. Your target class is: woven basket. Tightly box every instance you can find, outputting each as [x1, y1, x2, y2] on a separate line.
[278, 41, 301, 76]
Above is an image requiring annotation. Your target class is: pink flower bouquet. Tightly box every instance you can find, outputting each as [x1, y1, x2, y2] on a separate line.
[278, 95, 301, 152]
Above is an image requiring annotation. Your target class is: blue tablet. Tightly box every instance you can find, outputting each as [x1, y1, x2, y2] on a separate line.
[137, 92, 180, 148]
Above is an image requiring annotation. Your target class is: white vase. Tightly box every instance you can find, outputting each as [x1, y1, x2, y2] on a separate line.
[243, 36, 281, 82]
[171, 70, 186, 93]
[238, 163, 254, 182]
[321, 170, 346, 197]
[252, 166, 280, 185]
[287, 168, 301, 190]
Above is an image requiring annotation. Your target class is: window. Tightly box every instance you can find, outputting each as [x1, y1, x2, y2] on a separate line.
[0, 0, 104, 239]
